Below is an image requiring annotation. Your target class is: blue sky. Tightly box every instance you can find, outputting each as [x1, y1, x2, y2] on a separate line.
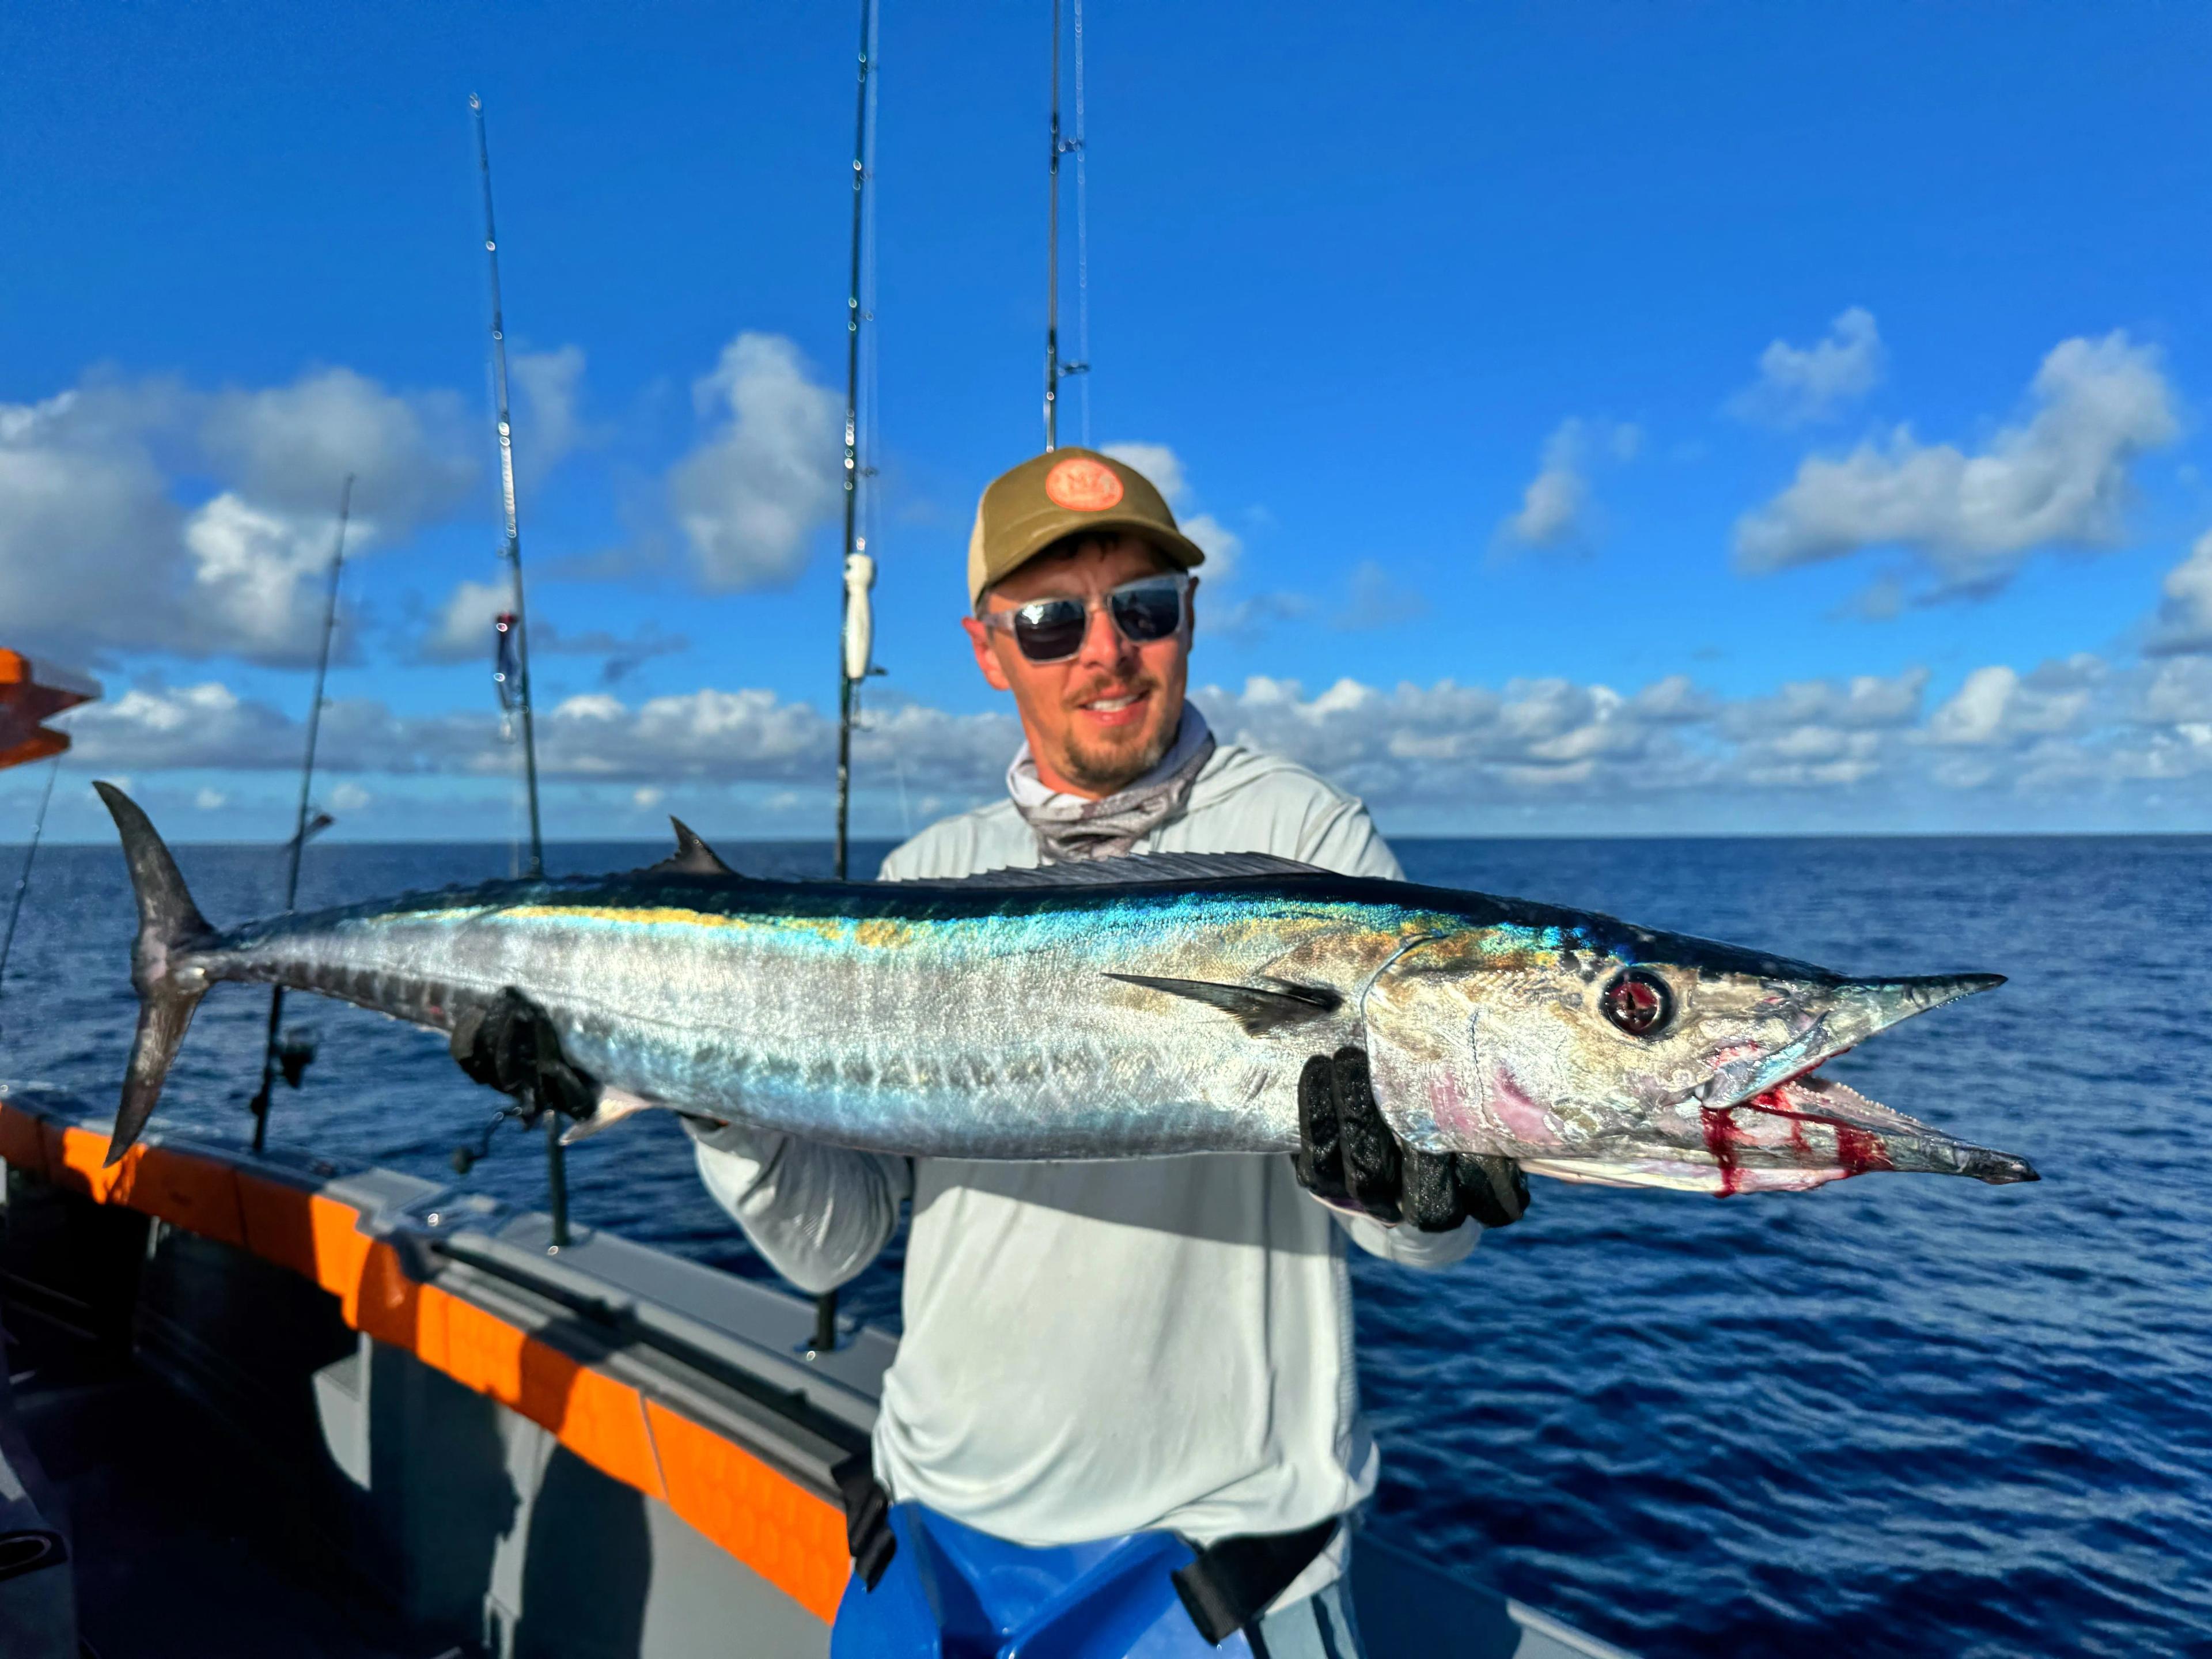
[5, 1, 2211, 842]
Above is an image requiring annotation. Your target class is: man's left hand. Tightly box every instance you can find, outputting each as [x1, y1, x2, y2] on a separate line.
[1293, 1046, 1529, 1231]
[450, 987, 601, 1122]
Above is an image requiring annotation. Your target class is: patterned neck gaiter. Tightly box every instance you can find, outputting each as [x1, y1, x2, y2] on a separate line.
[1006, 705, 1217, 863]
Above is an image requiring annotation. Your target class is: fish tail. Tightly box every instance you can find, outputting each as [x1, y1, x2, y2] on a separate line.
[93, 782, 219, 1166]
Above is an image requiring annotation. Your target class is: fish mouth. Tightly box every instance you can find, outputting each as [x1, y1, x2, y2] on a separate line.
[1712, 1063, 2039, 1185]
[1657, 971, 2035, 1186]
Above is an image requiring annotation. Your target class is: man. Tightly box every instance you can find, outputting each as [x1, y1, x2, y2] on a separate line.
[688, 449, 1527, 1656]
[456, 448, 1525, 1655]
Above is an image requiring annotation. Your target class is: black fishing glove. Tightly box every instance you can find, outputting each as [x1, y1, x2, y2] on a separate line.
[450, 987, 600, 1122]
[1293, 1046, 1529, 1232]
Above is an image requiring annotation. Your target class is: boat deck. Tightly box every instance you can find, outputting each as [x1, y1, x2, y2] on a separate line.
[6, 1350, 447, 1657]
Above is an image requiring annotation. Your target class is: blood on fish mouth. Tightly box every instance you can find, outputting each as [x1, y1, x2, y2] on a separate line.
[1696, 1058, 1902, 1194]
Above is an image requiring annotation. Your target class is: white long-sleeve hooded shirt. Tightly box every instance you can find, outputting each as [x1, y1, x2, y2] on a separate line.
[691, 736, 1480, 1603]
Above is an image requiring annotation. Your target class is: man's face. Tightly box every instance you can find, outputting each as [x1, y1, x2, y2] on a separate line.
[961, 533, 1195, 798]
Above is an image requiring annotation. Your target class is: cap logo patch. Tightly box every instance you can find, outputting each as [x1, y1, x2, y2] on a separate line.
[1044, 456, 1124, 513]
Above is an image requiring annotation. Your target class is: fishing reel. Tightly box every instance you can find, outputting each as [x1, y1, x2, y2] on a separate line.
[274, 1028, 319, 1089]
[492, 611, 522, 743]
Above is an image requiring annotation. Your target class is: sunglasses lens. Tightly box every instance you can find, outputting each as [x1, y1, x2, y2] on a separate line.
[1012, 600, 1088, 662]
[1110, 579, 1184, 642]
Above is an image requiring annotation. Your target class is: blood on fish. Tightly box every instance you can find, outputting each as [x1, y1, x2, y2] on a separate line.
[1833, 1126, 1895, 1177]
[1747, 1085, 1886, 1178]
[1699, 1107, 1746, 1198]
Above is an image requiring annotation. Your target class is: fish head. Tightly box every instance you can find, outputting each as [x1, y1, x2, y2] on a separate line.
[1359, 914, 2020, 1190]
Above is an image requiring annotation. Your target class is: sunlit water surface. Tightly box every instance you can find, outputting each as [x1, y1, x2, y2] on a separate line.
[0, 835, 2202, 1659]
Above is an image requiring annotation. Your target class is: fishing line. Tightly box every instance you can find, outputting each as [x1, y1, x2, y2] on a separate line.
[1072, 0, 1091, 445]
[472, 93, 547, 883]
[891, 728, 912, 841]
[0, 752, 63, 1039]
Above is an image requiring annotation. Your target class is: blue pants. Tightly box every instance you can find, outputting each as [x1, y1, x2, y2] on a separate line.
[829, 1504, 1365, 1659]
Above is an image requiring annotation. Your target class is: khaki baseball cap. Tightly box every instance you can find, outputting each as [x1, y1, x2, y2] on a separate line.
[967, 446, 1207, 606]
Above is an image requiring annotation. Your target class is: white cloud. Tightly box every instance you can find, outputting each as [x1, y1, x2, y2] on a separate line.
[422, 578, 513, 664]
[0, 385, 187, 658]
[0, 366, 476, 665]
[1101, 442, 1186, 505]
[668, 333, 842, 590]
[1724, 668, 1930, 736]
[1497, 419, 1642, 551]
[1923, 658, 2103, 749]
[1714, 669, 1928, 790]
[1209, 672, 1703, 801]
[2133, 655, 2212, 728]
[1103, 442, 1243, 583]
[55, 652, 2212, 824]
[327, 781, 372, 813]
[65, 679, 1012, 796]
[1729, 308, 1886, 426]
[1503, 449, 1584, 548]
[1734, 332, 2178, 594]
[418, 577, 690, 675]
[2146, 531, 2212, 657]
[66, 682, 300, 770]
[199, 365, 474, 530]
[194, 787, 226, 810]
[179, 493, 350, 657]
[509, 345, 591, 489]
[1179, 513, 1243, 585]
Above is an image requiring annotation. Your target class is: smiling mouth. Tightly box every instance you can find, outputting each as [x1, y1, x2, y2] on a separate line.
[1074, 688, 1152, 726]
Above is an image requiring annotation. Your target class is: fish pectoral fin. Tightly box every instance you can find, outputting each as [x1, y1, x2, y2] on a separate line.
[559, 1086, 670, 1144]
[1103, 972, 1343, 1036]
[637, 817, 739, 878]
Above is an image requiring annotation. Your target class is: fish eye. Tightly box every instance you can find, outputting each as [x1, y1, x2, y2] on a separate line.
[1601, 969, 1674, 1038]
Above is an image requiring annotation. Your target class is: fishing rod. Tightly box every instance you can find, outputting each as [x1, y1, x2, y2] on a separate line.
[249, 475, 353, 1154]
[471, 93, 566, 1248]
[1043, 0, 1088, 450]
[820, 0, 881, 1358]
[835, 0, 879, 887]
[472, 93, 546, 884]
[0, 753, 63, 1043]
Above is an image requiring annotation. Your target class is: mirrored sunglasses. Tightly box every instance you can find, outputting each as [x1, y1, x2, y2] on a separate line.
[980, 573, 1190, 664]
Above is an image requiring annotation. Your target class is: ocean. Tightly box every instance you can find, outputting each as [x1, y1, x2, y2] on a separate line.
[0, 834, 2203, 1658]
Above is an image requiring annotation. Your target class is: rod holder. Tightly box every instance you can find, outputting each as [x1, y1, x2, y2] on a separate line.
[544, 1108, 570, 1249]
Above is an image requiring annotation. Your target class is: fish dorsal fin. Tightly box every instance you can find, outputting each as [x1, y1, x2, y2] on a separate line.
[1104, 973, 1344, 1035]
[914, 851, 1328, 890]
[641, 817, 738, 878]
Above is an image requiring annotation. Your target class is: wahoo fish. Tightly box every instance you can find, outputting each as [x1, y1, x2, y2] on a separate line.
[92, 783, 2035, 1195]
